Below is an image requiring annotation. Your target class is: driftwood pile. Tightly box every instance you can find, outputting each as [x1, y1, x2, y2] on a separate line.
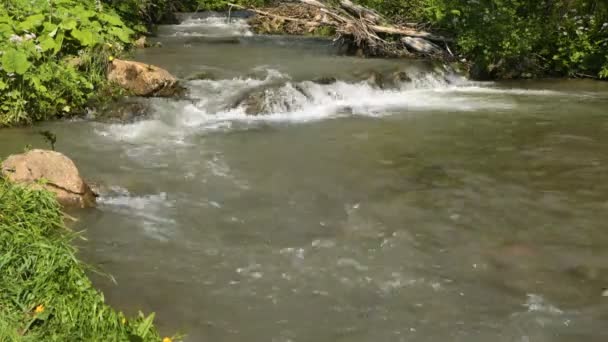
[230, 0, 453, 58]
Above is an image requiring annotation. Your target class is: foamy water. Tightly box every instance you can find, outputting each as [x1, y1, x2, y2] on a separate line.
[2, 12, 607, 342]
[158, 16, 253, 37]
[95, 69, 532, 144]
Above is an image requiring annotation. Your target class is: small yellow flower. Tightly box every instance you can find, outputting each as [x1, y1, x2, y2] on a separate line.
[162, 338, 172, 342]
[121, 317, 126, 325]
[34, 305, 45, 314]
[108, 56, 115, 62]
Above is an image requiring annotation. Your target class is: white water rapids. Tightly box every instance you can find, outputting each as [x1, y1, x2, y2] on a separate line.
[4, 13, 603, 342]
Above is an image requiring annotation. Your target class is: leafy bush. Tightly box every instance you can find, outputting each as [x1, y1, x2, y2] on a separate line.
[348, 0, 608, 79]
[0, 0, 134, 126]
[408, 0, 608, 79]
[0, 178, 171, 341]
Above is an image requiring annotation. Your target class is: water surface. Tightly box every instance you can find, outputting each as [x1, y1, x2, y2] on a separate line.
[2, 14, 608, 342]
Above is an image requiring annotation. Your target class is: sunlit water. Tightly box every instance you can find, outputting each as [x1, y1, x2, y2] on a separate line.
[2, 13, 608, 342]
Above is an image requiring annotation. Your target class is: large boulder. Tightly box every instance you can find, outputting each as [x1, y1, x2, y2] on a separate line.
[107, 59, 180, 97]
[1, 150, 96, 208]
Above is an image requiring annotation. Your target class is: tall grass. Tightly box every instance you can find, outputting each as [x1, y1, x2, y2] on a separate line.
[0, 178, 170, 341]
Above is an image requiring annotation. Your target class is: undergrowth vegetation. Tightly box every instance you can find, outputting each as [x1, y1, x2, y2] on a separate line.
[0, 0, 134, 126]
[0, 178, 169, 341]
[427, 0, 608, 79]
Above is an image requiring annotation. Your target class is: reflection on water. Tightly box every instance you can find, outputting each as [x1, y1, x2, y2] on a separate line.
[1, 13, 608, 342]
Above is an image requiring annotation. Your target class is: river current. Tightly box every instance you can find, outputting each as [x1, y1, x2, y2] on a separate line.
[1, 13, 608, 342]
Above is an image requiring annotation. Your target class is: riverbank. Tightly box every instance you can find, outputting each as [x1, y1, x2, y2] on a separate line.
[2, 0, 605, 126]
[0, 177, 173, 341]
[232, 0, 608, 80]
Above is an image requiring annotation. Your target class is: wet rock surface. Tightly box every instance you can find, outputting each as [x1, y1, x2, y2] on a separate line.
[1, 149, 96, 208]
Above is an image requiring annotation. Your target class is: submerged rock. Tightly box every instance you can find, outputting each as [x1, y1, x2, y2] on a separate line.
[234, 83, 310, 115]
[186, 70, 218, 81]
[1, 150, 96, 208]
[107, 59, 181, 97]
[365, 71, 385, 88]
[312, 76, 337, 85]
[93, 97, 150, 123]
[352, 69, 414, 89]
[239, 88, 269, 115]
[390, 70, 412, 85]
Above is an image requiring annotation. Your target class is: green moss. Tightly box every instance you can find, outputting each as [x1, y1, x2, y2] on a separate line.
[0, 178, 171, 341]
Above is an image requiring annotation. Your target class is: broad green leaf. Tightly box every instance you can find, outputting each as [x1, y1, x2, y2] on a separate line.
[60, 18, 78, 31]
[71, 5, 95, 18]
[70, 29, 96, 46]
[99, 13, 124, 27]
[18, 14, 45, 31]
[2, 49, 31, 75]
[0, 23, 12, 38]
[53, 31, 65, 54]
[43, 22, 58, 36]
[39, 35, 58, 52]
[0, 79, 7, 90]
[109, 27, 132, 43]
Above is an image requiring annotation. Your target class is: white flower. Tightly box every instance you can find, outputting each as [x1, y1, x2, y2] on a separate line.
[35, 45, 43, 52]
[24, 33, 36, 40]
[9, 34, 23, 43]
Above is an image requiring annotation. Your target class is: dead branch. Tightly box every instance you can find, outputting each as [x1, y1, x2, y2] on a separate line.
[339, 0, 383, 24]
[241, 0, 454, 57]
[369, 25, 452, 42]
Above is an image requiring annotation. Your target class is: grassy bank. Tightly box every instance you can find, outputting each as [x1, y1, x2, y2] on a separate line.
[0, 178, 171, 341]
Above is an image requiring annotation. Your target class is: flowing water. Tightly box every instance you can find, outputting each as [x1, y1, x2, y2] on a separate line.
[2, 14, 608, 341]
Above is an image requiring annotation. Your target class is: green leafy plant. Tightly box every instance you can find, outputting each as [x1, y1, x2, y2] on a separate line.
[0, 0, 135, 126]
[419, 0, 608, 79]
[0, 178, 178, 341]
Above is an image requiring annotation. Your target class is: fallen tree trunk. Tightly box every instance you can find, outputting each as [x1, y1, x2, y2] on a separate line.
[368, 25, 451, 42]
[401, 37, 443, 54]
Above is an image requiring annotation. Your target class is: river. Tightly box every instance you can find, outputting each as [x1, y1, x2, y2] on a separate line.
[1, 13, 608, 342]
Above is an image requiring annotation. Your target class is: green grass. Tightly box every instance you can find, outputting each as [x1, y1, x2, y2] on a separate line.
[0, 178, 171, 341]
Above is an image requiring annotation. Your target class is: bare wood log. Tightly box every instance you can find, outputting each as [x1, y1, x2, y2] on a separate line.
[369, 25, 452, 42]
[401, 37, 442, 54]
[319, 8, 349, 24]
[339, 0, 382, 24]
[298, 0, 327, 8]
